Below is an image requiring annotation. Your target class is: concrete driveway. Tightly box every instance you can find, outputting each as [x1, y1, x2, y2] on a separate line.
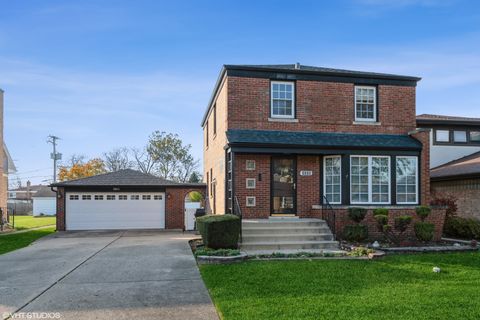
[0, 230, 218, 320]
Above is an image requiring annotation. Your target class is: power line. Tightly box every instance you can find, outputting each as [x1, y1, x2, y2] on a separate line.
[47, 135, 62, 183]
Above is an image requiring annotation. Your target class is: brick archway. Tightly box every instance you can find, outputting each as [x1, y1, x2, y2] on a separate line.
[165, 186, 207, 230]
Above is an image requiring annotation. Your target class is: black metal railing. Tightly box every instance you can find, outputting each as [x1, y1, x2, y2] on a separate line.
[233, 196, 242, 242]
[322, 195, 336, 240]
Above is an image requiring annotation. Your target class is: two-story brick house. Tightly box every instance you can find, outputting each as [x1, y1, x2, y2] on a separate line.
[202, 64, 445, 249]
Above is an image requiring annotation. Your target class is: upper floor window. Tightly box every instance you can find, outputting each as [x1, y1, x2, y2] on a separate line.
[435, 130, 450, 142]
[355, 86, 376, 122]
[471, 131, 480, 142]
[454, 130, 467, 143]
[271, 81, 295, 118]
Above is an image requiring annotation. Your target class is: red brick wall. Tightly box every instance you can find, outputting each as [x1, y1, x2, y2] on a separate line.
[311, 207, 446, 241]
[56, 187, 65, 231]
[410, 129, 431, 205]
[165, 187, 206, 229]
[432, 179, 480, 220]
[227, 77, 416, 135]
[297, 156, 321, 218]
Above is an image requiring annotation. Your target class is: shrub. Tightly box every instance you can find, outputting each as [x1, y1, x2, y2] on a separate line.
[348, 207, 368, 223]
[444, 217, 480, 240]
[348, 246, 375, 257]
[415, 206, 431, 221]
[343, 224, 368, 242]
[194, 248, 240, 257]
[431, 194, 458, 219]
[374, 214, 388, 231]
[196, 214, 240, 249]
[394, 215, 412, 233]
[373, 208, 389, 217]
[414, 222, 435, 241]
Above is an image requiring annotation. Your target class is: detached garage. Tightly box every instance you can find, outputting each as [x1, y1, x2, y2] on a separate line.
[51, 169, 206, 231]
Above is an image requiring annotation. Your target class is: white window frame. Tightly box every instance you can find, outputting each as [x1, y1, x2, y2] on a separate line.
[246, 160, 256, 171]
[354, 86, 377, 122]
[142, 195, 151, 200]
[106, 195, 115, 200]
[69, 195, 79, 200]
[350, 155, 391, 205]
[82, 195, 91, 200]
[323, 155, 342, 204]
[246, 196, 256, 207]
[94, 195, 103, 200]
[154, 195, 163, 200]
[118, 195, 127, 200]
[396, 156, 418, 205]
[435, 129, 450, 142]
[246, 178, 256, 189]
[131, 195, 139, 200]
[270, 81, 295, 119]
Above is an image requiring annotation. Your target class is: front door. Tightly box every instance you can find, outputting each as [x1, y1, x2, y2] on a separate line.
[271, 157, 296, 215]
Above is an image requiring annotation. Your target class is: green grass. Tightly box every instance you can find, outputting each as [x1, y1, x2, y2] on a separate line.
[0, 226, 56, 255]
[9, 215, 56, 230]
[200, 252, 480, 320]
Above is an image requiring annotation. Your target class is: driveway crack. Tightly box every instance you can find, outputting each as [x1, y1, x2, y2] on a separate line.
[7, 234, 123, 319]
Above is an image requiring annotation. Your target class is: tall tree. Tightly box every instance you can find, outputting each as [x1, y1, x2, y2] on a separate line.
[132, 146, 156, 174]
[58, 158, 106, 181]
[146, 131, 199, 182]
[103, 147, 133, 172]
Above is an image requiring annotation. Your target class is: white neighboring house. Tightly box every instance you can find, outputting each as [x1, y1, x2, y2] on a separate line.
[32, 187, 56, 216]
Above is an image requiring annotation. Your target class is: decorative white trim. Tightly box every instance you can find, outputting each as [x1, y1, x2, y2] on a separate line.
[246, 178, 256, 189]
[353, 121, 381, 126]
[354, 86, 377, 122]
[268, 117, 299, 123]
[246, 160, 256, 171]
[246, 196, 256, 207]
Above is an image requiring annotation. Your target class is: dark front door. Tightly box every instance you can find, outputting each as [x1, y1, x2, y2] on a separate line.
[271, 157, 296, 215]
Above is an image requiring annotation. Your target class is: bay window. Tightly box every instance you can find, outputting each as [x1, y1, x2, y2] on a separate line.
[396, 156, 418, 204]
[323, 156, 341, 204]
[350, 156, 390, 204]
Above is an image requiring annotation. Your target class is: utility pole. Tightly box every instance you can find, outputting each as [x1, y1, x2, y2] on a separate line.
[47, 135, 62, 183]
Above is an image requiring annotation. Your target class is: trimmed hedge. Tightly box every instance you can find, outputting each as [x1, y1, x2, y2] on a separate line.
[444, 217, 480, 240]
[415, 206, 431, 221]
[394, 215, 412, 233]
[343, 224, 368, 242]
[196, 214, 240, 249]
[373, 208, 389, 217]
[374, 214, 388, 231]
[414, 222, 435, 241]
[348, 207, 367, 223]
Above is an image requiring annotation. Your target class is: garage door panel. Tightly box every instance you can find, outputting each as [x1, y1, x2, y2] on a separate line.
[66, 193, 165, 230]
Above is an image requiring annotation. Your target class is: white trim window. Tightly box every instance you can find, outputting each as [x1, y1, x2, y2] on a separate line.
[355, 86, 376, 122]
[82, 195, 91, 200]
[246, 178, 256, 189]
[246, 160, 256, 171]
[271, 81, 295, 118]
[94, 195, 104, 200]
[454, 130, 467, 143]
[396, 156, 418, 204]
[435, 130, 449, 142]
[69, 195, 79, 200]
[323, 156, 342, 204]
[350, 156, 390, 204]
[106, 195, 115, 200]
[246, 196, 256, 207]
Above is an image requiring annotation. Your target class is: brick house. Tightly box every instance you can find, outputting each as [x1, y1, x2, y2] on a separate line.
[202, 64, 446, 246]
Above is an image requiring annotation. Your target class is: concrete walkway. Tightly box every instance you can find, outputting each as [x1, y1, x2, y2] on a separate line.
[0, 230, 218, 320]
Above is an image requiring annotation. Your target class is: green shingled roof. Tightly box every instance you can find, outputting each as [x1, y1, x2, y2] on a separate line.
[226, 129, 422, 150]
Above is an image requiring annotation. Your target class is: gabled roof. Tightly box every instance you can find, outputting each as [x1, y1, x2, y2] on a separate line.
[201, 63, 422, 127]
[226, 129, 422, 151]
[50, 169, 205, 188]
[417, 114, 480, 126]
[32, 187, 56, 198]
[431, 151, 480, 181]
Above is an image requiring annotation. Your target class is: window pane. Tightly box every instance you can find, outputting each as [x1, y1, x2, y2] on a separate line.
[350, 156, 369, 203]
[470, 131, 480, 142]
[355, 87, 376, 120]
[324, 156, 342, 204]
[396, 157, 417, 204]
[436, 130, 449, 142]
[271, 82, 294, 118]
[371, 157, 390, 204]
[454, 131, 467, 142]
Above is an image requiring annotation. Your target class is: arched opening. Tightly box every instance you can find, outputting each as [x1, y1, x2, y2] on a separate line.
[184, 190, 205, 231]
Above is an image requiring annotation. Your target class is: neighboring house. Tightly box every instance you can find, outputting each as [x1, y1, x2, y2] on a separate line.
[8, 182, 46, 215]
[32, 187, 57, 216]
[1, 88, 17, 222]
[416, 114, 480, 220]
[430, 152, 480, 220]
[202, 63, 446, 248]
[51, 169, 205, 231]
[416, 114, 480, 168]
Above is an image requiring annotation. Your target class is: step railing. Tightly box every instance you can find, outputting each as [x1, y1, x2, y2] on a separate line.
[234, 196, 242, 242]
[321, 195, 336, 240]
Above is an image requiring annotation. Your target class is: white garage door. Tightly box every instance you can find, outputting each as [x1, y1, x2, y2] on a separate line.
[66, 192, 165, 230]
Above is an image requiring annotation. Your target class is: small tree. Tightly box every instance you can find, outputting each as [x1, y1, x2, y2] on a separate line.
[132, 146, 156, 174]
[58, 158, 106, 181]
[103, 148, 133, 172]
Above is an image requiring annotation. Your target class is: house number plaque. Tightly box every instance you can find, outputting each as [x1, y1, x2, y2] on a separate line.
[299, 170, 313, 176]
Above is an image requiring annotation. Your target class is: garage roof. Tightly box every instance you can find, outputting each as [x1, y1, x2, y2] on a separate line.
[431, 151, 480, 181]
[51, 169, 205, 187]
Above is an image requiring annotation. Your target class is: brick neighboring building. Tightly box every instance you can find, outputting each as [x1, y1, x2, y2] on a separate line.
[202, 64, 445, 240]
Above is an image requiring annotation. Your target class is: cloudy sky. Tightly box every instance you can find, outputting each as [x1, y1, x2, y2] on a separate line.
[1, 0, 479, 185]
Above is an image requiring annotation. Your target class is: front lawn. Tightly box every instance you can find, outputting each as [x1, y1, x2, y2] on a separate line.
[0, 226, 56, 255]
[200, 252, 480, 320]
[9, 215, 56, 230]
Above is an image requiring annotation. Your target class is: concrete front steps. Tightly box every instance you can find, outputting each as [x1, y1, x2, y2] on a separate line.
[241, 218, 340, 254]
